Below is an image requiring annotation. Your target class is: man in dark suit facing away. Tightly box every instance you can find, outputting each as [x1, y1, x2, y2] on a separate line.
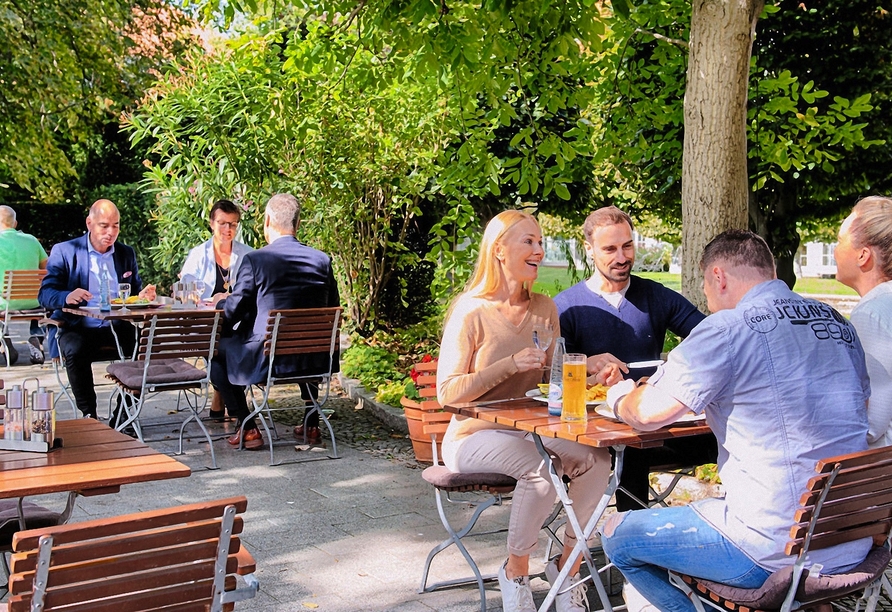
[211, 193, 340, 449]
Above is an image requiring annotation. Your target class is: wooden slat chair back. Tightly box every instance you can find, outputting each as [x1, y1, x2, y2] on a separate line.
[1, 269, 48, 368]
[670, 445, 892, 612]
[3, 496, 258, 612]
[416, 360, 517, 612]
[106, 311, 222, 469]
[239, 307, 341, 465]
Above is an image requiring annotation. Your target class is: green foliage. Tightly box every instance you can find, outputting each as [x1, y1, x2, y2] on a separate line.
[695, 463, 721, 485]
[90, 183, 174, 289]
[375, 380, 410, 406]
[340, 316, 442, 402]
[0, 0, 196, 202]
[340, 344, 399, 390]
[128, 22, 453, 330]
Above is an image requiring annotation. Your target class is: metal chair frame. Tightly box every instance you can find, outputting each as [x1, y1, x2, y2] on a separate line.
[236, 307, 342, 466]
[106, 311, 222, 469]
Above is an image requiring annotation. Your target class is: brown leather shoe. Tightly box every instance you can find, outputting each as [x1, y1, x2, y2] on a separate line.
[293, 425, 322, 444]
[228, 428, 263, 450]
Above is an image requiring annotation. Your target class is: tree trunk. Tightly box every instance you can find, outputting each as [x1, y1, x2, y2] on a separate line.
[748, 177, 800, 289]
[681, 0, 764, 312]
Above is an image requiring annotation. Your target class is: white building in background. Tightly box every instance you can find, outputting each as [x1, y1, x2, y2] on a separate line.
[543, 233, 672, 271]
[798, 241, 837, 278]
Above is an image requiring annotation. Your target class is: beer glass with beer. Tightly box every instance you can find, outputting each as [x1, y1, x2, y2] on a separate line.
[562, 353, 587, 422]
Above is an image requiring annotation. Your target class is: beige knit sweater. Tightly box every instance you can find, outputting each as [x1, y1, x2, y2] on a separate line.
[437, 292, 559, 443]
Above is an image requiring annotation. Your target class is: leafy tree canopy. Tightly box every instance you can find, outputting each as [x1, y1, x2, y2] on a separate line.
[0, 0, 196, 202]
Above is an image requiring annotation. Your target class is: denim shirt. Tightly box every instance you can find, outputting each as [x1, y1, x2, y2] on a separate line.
[649, 280, 870, 572]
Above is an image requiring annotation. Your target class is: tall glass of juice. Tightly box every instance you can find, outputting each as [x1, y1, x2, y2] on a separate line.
[562, 353, 587, 422]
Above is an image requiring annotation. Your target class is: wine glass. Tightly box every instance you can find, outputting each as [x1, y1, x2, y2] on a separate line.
[195, 280, 206, 304]
[118, 283, 131, 312]
[532, 323, 555, 382]
[532, 324, 554, 352]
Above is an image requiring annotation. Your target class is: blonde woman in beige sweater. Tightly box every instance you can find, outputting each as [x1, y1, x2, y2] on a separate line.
[437, 210, 611, 612]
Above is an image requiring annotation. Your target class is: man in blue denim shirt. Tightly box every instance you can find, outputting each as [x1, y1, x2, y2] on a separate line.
[601, 230, 870, 612]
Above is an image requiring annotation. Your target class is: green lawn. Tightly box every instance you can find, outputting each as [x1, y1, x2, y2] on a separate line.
[533, 266, 857, 297]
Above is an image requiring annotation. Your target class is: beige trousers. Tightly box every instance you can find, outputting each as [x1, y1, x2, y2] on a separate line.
[445, 428, 610, 557]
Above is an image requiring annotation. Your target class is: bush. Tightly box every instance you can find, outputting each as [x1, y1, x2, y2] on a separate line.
[341, 316, 442, 405]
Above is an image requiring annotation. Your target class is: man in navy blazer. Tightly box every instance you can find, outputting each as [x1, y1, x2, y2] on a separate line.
[211, 193, 339, 449]
[38, 200, 156, 418]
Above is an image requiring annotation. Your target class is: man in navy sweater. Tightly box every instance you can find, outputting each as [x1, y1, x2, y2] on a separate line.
[554, 206, 716, 510]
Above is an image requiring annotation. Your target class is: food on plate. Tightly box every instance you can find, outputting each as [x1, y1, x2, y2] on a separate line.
[586, 384, 608, 402]
[110, 296, 150, 305]
[537, 383, 550, 395]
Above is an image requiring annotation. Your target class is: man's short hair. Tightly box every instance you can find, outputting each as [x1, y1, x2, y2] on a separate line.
[265, 193, 300, 233]
[850, 195, 892, 280]
[210, 199, 241, 221]
[0, 205, 16, 227]
[700, 229, 776, 277]
[583, 206, 633, 242]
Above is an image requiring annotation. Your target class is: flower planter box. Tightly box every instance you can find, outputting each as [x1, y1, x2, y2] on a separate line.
[402, 360, 445, 464]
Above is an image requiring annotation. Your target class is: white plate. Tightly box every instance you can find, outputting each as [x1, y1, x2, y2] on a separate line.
[527, 390, 602, 406]
[593, 403, 705, 423]
[110, 301, 158, 309]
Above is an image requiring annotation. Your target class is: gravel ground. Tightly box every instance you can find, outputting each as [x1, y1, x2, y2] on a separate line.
[262, 383, 427, 469]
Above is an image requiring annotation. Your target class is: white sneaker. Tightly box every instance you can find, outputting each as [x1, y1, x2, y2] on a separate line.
[498, 560, 536, 612]
[622, 581, 660, 612]
[545, 557, 590, 612]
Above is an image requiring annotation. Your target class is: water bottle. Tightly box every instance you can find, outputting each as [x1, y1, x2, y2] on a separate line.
[99, 264, 111, 312]
[547, 337, 565, 416]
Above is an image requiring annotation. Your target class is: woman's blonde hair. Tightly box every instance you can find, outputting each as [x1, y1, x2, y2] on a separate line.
[850, 196, 892, 280]
[463, 209, 539, 299]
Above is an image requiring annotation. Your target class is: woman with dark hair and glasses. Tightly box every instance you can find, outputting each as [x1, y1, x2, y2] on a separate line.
[180, 199, 254, 420]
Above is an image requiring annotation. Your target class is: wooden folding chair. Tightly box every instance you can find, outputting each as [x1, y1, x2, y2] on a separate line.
[414, 360, 563, 611]
[1, 269, 47, 368]
[237, 307, 342, 465]
[3, 496, 258, 612]
[669, 445, 892, 612]
[105, 310, 222, 469]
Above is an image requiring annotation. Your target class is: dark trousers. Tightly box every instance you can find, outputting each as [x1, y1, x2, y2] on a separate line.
[210, 352, 321, 431]
[58, 322, 136, 418]
[614, 433, 719, 511]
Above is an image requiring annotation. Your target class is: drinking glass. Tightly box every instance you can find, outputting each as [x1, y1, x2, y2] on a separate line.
[118, 283, 131, 312]
[533, 323, 555, 382]
[172, 282, 186, 308]
[532, 323, 554, 351]
[562, 353, 588, 422]
[195, 280, 207, 303]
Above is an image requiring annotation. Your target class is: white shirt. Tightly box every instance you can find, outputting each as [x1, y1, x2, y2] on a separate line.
[851, 280, 892, 448]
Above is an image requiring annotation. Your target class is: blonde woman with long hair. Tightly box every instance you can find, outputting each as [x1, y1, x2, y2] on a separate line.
[437, 210, 611, 612]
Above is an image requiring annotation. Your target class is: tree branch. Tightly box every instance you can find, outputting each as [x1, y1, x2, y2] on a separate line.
[633, 27, 688, 49]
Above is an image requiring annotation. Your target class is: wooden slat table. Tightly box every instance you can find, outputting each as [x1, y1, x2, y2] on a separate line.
[0, 418, 191, 500]
[62, 304, 217, 323]
[444, 397, 712, 612]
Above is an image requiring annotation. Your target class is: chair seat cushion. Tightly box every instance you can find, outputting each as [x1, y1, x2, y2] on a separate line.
[683, 545, 891, 610]
[422, 465, 516, 490]
[107, 359, 205, 389]
[0, 500, 62, 547]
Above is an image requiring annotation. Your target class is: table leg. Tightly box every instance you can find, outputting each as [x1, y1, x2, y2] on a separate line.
[532, 433, 625, 612]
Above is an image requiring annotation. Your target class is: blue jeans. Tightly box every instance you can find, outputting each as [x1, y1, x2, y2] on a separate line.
[601, 506, 771, 612]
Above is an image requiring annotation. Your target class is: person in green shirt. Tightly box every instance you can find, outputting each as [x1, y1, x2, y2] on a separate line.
[0, 205, 48, 364]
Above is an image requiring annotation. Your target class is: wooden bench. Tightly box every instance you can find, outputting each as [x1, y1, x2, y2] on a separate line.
[670, 445, 892, 612]
[3, 496, 258, 612]
[1, 269, 47, 367]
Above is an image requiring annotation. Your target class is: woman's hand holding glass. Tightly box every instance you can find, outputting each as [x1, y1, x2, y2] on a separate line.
[513, 347, 547, 373]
